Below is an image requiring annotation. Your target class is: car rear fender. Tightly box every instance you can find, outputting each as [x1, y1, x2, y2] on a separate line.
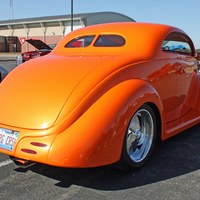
[47, 79, 164, 168]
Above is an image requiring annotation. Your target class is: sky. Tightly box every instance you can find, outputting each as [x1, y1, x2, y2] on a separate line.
[0, 0, 200, 48]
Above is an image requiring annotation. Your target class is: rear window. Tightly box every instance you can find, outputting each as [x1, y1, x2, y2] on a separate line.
[94, 35, 125, 47]
[65, 35, 126, 48]
[65, 35, 95, 48]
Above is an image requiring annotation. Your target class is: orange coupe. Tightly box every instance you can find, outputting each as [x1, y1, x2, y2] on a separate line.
[0, 22, 199, 171]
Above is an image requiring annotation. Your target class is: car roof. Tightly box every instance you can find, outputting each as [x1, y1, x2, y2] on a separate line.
[52, 22, 189, 58]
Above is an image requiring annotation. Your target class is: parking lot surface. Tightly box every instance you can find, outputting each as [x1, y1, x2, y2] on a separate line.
[0, 60, 199, 200]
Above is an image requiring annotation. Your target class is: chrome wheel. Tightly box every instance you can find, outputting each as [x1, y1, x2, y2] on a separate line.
[126, 108, 154, 163]
[118, 104, 157, 171]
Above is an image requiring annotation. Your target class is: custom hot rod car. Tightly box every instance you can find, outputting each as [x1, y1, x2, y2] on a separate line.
[0, 22, 200, 171]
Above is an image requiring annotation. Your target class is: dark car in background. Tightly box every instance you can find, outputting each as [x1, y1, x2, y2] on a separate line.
[22, 39, 53, 61]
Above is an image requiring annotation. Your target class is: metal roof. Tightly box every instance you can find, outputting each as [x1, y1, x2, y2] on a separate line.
[0, 12, 135, 26]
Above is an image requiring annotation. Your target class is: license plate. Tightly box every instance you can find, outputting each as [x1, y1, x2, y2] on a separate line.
[0, 128, 20, 151]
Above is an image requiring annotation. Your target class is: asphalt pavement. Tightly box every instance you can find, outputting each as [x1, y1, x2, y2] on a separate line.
[0, 60, 199, 200]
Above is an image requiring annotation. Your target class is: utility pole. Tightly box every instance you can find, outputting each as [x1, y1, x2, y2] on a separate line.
[71, 0, 73, 31]
[9, 0, 14, 20]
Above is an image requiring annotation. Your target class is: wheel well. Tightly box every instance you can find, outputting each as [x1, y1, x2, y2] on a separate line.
[145, 102, 162, 141]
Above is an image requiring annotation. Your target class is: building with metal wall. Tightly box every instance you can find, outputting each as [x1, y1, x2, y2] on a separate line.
[0, 12, 135, 52]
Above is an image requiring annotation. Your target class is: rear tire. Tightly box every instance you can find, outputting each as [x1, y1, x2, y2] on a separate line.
[119, 104, 157, 171]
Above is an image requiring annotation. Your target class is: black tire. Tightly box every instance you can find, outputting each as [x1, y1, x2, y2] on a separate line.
[118, 104, 157, 171]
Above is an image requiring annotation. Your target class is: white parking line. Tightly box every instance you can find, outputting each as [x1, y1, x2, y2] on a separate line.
[0, 159, 13, 168]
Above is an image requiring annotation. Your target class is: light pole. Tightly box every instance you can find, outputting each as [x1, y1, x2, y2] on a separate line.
[71, 0, 73, 31]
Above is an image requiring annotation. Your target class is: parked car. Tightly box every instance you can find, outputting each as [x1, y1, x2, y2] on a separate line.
[0, 22, 199, 171]
[22, 39, 53, 61]
[0, 66, 8, 82]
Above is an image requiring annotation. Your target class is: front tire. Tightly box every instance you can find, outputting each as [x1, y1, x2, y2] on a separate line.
[119, 104, 157, 171]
